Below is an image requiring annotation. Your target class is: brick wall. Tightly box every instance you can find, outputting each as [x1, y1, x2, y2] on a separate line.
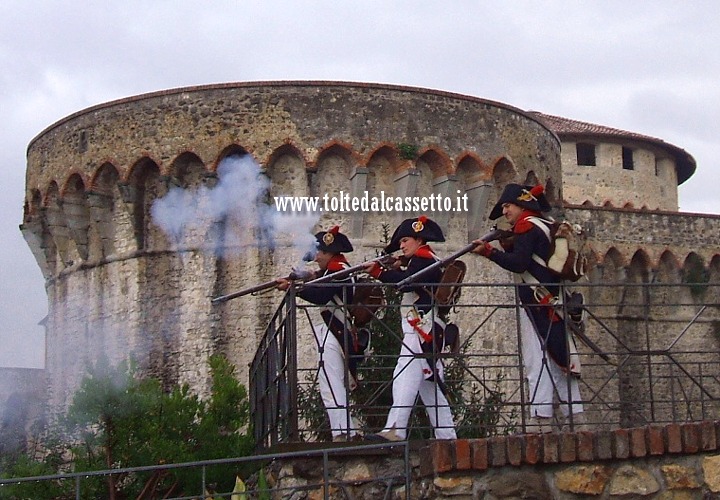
[419, 420, 720, 497]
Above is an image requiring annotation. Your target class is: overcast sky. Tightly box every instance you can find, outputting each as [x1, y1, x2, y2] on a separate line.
[1, 1, 718, 368]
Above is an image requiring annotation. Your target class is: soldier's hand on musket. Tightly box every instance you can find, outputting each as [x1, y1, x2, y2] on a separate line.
[470, 240, 494, 257]
[364, 255, 402, 277]
[362, 261, 379, 274]
[275, 277, 293, 291]
[390, 255, 408, 269]
[289, 268, 315, 281]
[379, 254, 406, 269]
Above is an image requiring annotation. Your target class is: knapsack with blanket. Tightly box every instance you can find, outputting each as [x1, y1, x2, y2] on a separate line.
[527, 216, 588, 282]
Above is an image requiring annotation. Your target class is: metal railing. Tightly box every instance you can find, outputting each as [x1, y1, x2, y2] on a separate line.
[4, 281, 718, 498]
[0, 441, 411, 499]
[250, 280, 720, 449]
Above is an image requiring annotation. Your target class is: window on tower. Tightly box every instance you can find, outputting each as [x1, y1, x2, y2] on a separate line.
[576, 143, 596, 166]
[622, 147, 634, 170]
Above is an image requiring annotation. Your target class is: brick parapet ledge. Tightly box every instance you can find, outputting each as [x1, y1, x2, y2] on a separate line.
[421, 421, 718, 475]
[265, 421, 720, 498]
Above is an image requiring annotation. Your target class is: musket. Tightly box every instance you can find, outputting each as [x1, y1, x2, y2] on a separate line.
[562, 292, 613, 364]
[395, 227, 507, 288]
[530, 288, 613, 364]
[210, 270, 312, 305]
[303, 252, 401, 285]
[566, 320, 612, 364]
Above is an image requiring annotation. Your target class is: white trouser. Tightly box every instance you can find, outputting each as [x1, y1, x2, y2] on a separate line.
[312, 323, 360, 438]
[381, 317, 457, 440]
[519, 311, 583, 418]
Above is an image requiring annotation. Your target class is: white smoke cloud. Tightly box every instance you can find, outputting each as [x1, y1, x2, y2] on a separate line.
[150, 155, 320, 261]
[147, 184, 194, 245]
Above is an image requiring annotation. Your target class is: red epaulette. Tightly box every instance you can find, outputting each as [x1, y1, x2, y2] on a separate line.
[513, 211, 541, 234]
[327, 254, 349, 272]
[414, 245, 435, 259]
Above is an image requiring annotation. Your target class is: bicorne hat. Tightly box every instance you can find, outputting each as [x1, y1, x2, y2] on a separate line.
[384, 215, 445, 253]
[489, 184, 552, 220]
[314, 225, 353, 254]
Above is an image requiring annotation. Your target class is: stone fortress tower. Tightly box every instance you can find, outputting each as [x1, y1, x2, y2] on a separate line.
[20, 81, 720, 420]
[531, 112, 695, 211]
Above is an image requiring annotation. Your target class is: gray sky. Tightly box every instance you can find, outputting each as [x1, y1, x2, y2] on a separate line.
[1, 1, 718, 368]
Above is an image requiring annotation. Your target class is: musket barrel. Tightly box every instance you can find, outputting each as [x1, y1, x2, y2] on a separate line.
[396, 243, 477, 288]
[395, 228, 504, 288]
[210, 280, 280, 305]
[304, 252, 399, 285]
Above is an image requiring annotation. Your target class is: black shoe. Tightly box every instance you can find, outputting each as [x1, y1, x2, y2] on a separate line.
[444, 323, 460, 353]
[566, 292, 585, 324]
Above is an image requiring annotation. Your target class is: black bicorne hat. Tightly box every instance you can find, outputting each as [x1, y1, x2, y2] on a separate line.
[489, 184, 552, 220]
[384, 215, 445, 253]
[314, 225, 353, 254]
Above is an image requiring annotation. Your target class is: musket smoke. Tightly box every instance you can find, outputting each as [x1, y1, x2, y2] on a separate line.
[151, 155, 320, 260]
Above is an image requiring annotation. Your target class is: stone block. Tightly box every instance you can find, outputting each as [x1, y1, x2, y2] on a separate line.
[648, 425, 665, 455]
[524, 433, 542, 465]
[681, 422, 699, 454]
[430, 440, 453, 473]
[506, 435, 523, 466]
[667, 423, 682, 453]
[595, 430, 613, 460]
[576, 431, 594, 461]
[700, 420, 717, 451]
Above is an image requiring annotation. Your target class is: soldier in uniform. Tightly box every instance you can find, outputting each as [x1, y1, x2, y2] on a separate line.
[364, 215, 457, 441]
[277, 226, 368, 442]
[472, 184, 584, 433]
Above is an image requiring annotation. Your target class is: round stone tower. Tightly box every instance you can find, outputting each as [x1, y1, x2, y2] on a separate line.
[22, 81, 562, 414]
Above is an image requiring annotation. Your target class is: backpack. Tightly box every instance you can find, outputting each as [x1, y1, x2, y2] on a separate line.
[434, 259, 467, 318]
[527, 217, 588, 282]
[348, 276, 385, 327]
[433, 259, 466, 352]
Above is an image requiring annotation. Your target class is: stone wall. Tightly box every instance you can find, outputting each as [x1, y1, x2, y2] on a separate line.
[566, 205, 720, 267]
[267, 420, 720, 498]
[561, 140, 680, 211]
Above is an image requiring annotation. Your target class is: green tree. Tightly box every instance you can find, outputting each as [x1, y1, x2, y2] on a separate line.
[1, 354, 254, 499]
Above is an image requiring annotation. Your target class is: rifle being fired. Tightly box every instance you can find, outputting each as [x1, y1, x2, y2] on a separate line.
[303, 252, 402, 286]
[210, 269, 314, 305]
[395, 227, 508, 288]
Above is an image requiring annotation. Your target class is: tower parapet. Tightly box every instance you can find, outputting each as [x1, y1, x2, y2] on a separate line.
[531, 112, 696, 211]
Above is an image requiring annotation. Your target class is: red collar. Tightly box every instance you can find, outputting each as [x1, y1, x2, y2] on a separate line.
[414, 244, 435, 260]
[326, 254, 349, 272]
[513, 210, 542, 234]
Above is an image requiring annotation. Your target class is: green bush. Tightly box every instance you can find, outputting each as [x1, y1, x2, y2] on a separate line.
[1, 354, 255, 499]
